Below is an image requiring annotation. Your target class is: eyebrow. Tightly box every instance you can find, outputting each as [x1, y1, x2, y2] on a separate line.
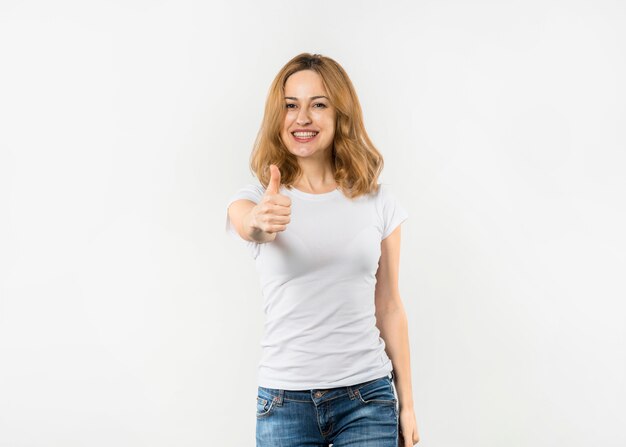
[284, 95, 329, 101]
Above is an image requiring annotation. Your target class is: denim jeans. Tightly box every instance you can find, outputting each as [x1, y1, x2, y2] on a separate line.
[256, 371, 398, 446]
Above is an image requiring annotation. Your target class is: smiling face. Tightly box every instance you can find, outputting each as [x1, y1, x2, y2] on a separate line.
[280, 69, 336, 161]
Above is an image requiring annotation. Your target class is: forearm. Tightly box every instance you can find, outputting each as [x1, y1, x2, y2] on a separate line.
[375, 304, 414, 411]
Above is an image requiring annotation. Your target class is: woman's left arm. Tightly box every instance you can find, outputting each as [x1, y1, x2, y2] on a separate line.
[374, 224, 420, 445]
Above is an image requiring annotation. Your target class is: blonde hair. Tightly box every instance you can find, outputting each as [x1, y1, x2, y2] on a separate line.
[249, 52, 384, 199]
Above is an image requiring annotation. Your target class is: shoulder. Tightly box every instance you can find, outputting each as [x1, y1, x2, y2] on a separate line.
[376, 182, 405, 202]
[242, 182, 266, 196]
[227, 182, 266, 207]
[237, 182, 266, 197]
[374, 182, 397, 204]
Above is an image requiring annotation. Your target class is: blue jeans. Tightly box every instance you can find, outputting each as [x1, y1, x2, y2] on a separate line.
[256, 372, 398, 446]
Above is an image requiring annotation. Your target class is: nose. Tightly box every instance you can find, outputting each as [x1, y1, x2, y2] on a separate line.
[296, 106, 312, 125]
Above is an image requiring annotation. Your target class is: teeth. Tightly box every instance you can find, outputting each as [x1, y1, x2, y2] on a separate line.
[293, 132, 318, 138]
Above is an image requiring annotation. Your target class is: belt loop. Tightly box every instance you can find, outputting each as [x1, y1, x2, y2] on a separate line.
[276, 389, 284, 405]
[347, 384, 356, 399]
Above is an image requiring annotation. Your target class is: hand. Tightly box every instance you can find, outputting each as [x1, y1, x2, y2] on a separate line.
[249, 164, 291, 235]
[399, 407, 420, 446]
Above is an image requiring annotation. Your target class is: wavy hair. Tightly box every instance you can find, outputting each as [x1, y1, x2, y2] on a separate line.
[249, 53, 384, 199]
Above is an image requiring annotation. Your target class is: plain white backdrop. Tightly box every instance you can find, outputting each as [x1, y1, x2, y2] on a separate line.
[1, 0, 625, 446]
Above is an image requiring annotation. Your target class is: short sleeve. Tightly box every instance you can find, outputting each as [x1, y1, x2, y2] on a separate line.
[225, 183, 266, 259]
[378, 184, 409, 240]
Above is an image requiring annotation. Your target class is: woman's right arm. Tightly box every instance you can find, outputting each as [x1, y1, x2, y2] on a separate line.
[228, 165, 291, 244]
[228, 200, 277, 244]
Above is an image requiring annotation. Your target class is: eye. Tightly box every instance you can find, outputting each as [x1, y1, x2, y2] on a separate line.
[314, 103, 327, 108]
[285, 103, 296, 109]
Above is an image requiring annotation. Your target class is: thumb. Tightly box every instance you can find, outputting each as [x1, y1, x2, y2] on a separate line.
[266, 164, 281, 195]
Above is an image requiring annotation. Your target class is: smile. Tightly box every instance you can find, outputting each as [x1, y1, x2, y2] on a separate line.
[292, 131, 318, 142]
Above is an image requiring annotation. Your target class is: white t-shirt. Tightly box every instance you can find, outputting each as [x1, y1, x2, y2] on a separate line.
[225, 182, 408, 390]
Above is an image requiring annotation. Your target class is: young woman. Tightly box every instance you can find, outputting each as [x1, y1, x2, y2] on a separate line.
[226, 53, 420, 447]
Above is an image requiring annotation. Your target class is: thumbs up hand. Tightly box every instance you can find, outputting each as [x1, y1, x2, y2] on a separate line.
[249, 164, 292, 235]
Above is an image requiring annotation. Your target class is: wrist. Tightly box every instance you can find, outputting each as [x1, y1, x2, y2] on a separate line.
[244, 208, 275, 243]
[399, 400, 415, 412]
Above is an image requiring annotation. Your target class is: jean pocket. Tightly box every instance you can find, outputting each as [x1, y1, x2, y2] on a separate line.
[355, 377, 397, 406]
[256, 391, 277, 418]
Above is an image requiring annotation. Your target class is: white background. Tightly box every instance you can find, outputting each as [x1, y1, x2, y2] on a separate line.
[1, 0, 625, 446]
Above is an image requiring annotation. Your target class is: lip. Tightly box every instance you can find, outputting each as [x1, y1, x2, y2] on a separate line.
[291, 129, 319, 133]
[291, 129, 319, 143]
